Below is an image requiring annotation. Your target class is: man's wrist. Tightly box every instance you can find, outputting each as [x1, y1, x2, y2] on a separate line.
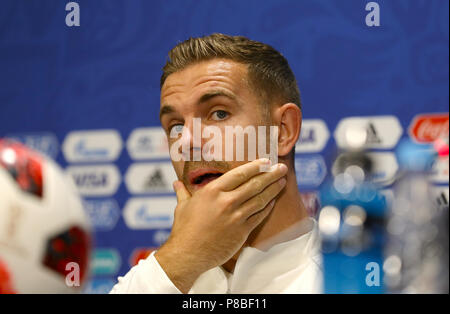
[154, 245, 204, 293]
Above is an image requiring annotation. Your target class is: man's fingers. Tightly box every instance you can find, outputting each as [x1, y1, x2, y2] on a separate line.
[238, 177, 286, 219]
[173, 181, 191, 203]
[245, 198, 276, 230]
[213, 158, 271, 191]
[231, 163, 287, 205]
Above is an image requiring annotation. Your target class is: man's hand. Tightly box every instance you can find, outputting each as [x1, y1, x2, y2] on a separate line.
[154, 158, 288, 293]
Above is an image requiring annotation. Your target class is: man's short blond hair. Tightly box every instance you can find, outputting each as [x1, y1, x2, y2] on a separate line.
[161, 33, 302, 111]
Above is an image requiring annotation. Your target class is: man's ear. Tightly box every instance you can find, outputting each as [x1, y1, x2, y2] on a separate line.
[273, 103, 302, 157]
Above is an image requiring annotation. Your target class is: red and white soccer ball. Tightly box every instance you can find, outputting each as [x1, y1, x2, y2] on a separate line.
[0, 139, 91, 293]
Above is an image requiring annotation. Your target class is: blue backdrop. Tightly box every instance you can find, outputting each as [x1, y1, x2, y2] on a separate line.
[0, 0, 448, 293]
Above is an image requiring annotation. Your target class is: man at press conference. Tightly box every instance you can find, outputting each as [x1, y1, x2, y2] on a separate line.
[110, 33, 322, 294]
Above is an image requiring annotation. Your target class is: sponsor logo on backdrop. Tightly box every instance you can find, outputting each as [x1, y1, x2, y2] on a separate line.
[295, 155, 327, 188]
[82, 279, 116, 294]
[83, 199, 120, 231]
[90, 248, 121, 276]
[300, 192, 321, 217]
[380, 189, 395, 209]
[430, 156, 449, 184]
[125, 162, 177, 194]
[409, 113, 449, 143]
[433, 187, 449, 210]
[5, 132, 59, 159]
[334, 116, 403, 149]
[129, 248, 158, 267]
[66, 165, 121, 196]
[126, 127, 170, 160]
[63, 129, 123, 163]
[122, 197, 176, 230]
[295, 119, 330, 153]
[367, 152, 399, 186]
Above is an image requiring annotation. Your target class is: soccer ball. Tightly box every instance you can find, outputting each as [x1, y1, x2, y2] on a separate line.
[0, 139, 91, 293]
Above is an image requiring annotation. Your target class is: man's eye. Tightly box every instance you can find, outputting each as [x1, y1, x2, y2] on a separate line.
[211, 110, 229, 121]
[169, 124, 184, 133]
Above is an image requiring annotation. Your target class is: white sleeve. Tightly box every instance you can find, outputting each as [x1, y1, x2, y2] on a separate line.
[109, 251, 182, 294]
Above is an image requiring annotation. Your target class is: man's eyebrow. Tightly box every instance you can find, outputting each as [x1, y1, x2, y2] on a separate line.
[199, 90, 236, 103]
[159, 104, 175, 120]
[159, 91, 236, 120]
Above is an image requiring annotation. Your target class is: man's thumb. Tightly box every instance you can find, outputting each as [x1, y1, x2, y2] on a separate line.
[173, 181, 190, 203]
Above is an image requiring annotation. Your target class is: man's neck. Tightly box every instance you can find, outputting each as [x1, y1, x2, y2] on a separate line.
[222, 170, 309, 273]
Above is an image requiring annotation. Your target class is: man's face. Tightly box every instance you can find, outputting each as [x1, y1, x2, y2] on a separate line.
[160, 59, 270, 194]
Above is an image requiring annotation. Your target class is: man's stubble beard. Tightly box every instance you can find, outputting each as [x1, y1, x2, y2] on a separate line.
[181, 160, 233, 194]
[179, 107, 273, 195]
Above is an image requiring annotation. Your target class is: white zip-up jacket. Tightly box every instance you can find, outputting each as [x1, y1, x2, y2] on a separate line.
[110, 218, 323, 294]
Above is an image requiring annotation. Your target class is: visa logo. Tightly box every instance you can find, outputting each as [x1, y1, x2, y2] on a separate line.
[66, 165, 121, 196]
[74, 172, 108, 187]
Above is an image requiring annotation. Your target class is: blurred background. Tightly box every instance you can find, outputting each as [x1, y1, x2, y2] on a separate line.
[0, 0, 448, 293]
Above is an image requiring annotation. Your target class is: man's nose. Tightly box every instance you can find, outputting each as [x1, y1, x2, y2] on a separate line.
[179, 118, 203, 160]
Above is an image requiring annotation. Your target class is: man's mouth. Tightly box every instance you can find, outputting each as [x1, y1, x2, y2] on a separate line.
[188, 168, 224, 188]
